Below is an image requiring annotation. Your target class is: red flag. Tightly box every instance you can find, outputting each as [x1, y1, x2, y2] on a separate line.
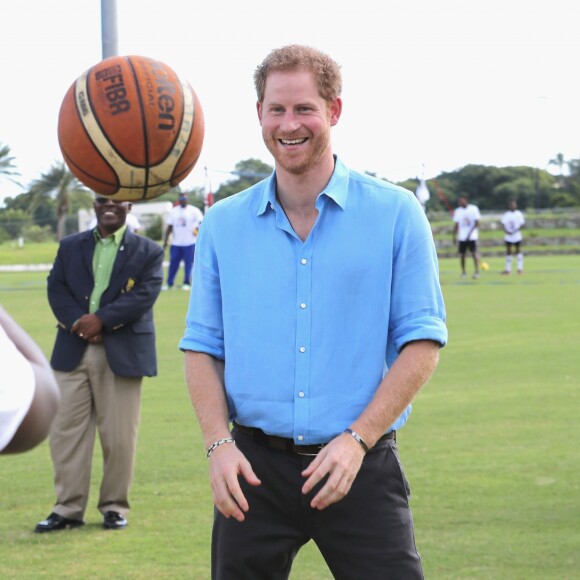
[204, 166, 214, 212]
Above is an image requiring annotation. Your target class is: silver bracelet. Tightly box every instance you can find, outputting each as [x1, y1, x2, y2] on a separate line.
[344, 428, 369, 453]
[206, 437, 235, 458]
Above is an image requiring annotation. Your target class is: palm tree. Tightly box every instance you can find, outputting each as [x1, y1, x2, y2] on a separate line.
[548, 152, 566, 187]
[0, 142, 21, 186]
[28, 162, 91, 240]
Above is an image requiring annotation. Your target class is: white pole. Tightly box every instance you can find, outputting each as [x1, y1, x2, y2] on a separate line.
[101, 0, 119, 59]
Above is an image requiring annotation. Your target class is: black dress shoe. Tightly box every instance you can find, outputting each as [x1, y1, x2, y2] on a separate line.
[103, 511, 128, 530]
[35, 512, 84, 533]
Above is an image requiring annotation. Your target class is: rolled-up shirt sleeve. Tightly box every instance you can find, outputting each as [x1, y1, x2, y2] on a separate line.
[387, 196, 448, 363]
[179, 215, 225, 359]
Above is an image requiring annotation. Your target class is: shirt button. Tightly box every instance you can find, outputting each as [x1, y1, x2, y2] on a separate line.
[300, 258, 307, 265]
[299, 346, 306, 353]
[300, 303, 307, 309]
[298, 391, 305, 398]
[297, 435, 304, 441]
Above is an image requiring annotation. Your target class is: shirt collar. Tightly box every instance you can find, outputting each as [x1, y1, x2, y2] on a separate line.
[93, 224, 127, 244]
[257, 156, 349, 216]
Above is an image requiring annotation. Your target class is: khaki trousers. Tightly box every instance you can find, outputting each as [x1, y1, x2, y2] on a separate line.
[49, 344, 142, 520]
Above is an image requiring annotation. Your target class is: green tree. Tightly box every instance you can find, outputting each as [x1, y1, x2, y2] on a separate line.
[27, 162, 92, 240]
[214, 159, 273, 202]
[549, 152, 566, 185]
[156, 185, 205, 210]
[492, 177, 537, 209]
[2, 191, 55, 230]
[553, 157, 580, 207]
[425, 164, 557, 210]
[0, 142, 20, 187]
[0, 208, 30, 239]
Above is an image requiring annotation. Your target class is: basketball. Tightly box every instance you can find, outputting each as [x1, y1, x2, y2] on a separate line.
[57, 55, 204, 201]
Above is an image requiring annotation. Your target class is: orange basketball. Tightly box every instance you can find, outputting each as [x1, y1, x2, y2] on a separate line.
[57, 55, 204, 201]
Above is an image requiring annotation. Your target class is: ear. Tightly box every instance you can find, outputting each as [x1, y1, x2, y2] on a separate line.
[256, 101, 263, 125]
[329, 97, 342, 127]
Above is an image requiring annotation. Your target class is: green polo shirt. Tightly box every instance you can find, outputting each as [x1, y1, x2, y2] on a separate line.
[90, 225, 127, 313]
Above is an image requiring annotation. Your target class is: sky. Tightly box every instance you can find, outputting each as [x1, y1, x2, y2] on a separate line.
[1, 0, 579, 205]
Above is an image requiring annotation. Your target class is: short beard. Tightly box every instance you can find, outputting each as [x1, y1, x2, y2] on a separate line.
[264, 130, 331, 176]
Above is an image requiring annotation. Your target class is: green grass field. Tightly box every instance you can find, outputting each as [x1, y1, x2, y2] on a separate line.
[0, 250, 579, 579]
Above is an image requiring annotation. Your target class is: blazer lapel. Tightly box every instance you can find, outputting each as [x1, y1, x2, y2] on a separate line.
[81, 231, 96, 282]
[109, 231, 130, 286]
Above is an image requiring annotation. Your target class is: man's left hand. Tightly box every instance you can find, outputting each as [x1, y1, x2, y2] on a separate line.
[301, 432, 366, 510]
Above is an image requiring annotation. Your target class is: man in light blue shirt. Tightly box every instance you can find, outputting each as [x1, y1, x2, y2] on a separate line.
[180, 45, 447, 579]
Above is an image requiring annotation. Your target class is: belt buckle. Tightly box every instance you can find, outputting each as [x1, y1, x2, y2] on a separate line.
[295, 444, 325, 457]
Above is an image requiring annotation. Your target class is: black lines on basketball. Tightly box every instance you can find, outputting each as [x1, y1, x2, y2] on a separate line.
[58, 55, 204, 201]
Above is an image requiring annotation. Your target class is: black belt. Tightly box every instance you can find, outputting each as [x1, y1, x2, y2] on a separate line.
[233, 422, 395, 456]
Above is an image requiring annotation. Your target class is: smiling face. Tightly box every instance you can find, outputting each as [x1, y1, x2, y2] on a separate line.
[94, 197, 131, 236]
[257, 69, 341, 176]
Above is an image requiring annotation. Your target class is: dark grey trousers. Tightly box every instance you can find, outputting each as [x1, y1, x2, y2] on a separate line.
[211, 426, 424, 580]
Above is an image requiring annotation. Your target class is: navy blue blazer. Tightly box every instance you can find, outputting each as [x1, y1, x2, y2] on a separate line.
[47, 228, 164, 377]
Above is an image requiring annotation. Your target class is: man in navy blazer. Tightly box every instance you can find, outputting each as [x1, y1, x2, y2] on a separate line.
[35, 196, 164, 533]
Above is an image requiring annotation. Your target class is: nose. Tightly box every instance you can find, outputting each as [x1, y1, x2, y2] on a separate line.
[279, 111, 301, 133]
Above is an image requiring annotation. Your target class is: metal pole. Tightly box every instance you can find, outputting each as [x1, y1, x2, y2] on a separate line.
[101, 0, 119, 59]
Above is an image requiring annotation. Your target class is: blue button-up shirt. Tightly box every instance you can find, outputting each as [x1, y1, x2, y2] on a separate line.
[179, 157, 447, 444]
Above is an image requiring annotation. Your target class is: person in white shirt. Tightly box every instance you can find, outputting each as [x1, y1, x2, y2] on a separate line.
[0, 305, 60, 455]
[452, 195, 481, 279]
[162, 193, 204, 290]
[124, 212, 141, 234]
[500, 199, 525, 275]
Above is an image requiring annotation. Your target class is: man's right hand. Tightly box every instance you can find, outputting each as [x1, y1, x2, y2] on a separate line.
[208, 442, 261, 522]
[72, 314, 103, 342]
